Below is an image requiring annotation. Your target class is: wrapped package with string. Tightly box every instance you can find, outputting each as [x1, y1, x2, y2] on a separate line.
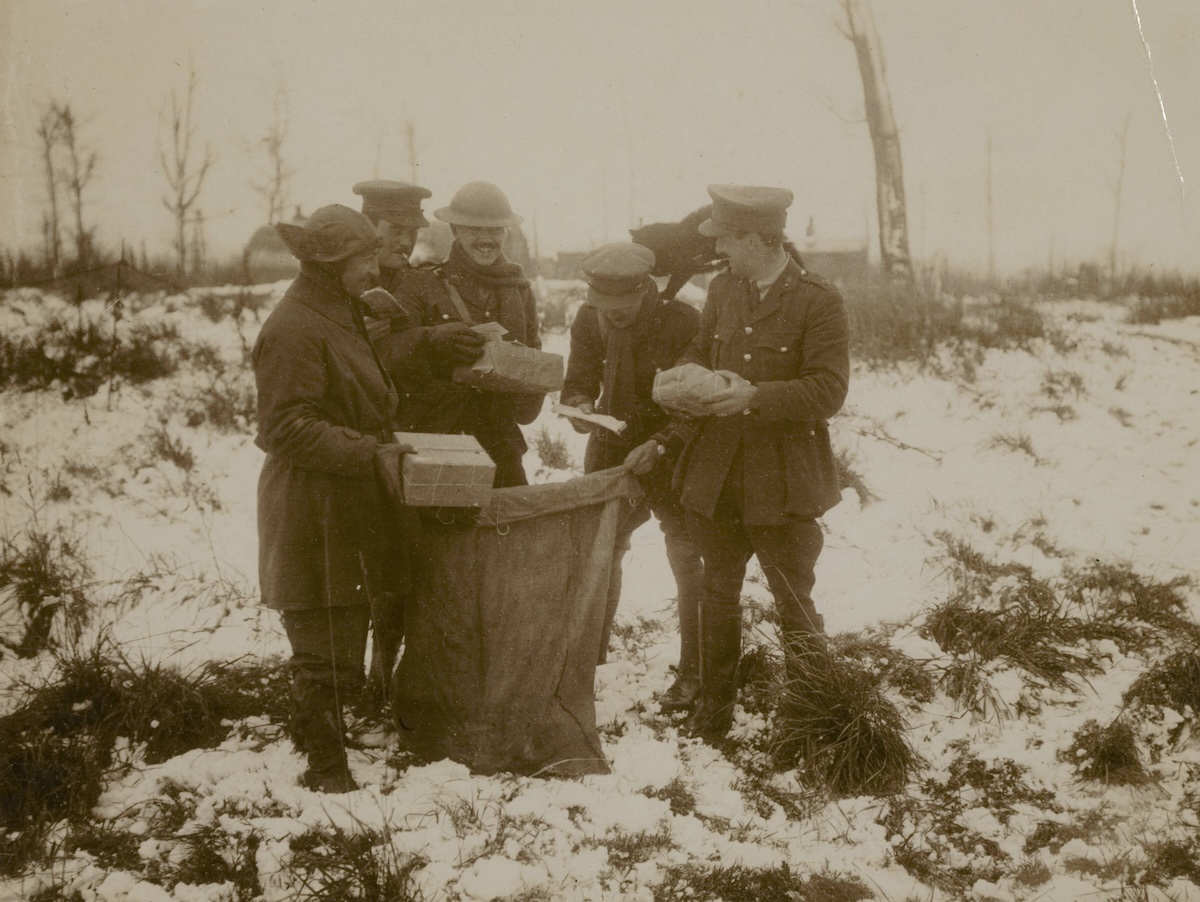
[396, 432, 495, 508]
[391, 468, 645, 776]
[451, 323, 565, 394]
[651, 363, 732, 416]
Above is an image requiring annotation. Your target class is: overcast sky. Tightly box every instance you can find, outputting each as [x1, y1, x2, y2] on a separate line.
[1, 0, 1196, 276]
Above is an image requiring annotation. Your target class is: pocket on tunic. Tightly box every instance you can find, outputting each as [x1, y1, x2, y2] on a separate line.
[754, 331, 802, 354]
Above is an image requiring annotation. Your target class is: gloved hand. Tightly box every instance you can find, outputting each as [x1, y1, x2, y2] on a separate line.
[567, 400, 597, 434]
[373, 441, 416, 505]
[429, 322, 487, 365]
[624, 439, 666, 475]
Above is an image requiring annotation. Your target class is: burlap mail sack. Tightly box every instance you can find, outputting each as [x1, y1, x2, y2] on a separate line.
[391, 469, 644, 776]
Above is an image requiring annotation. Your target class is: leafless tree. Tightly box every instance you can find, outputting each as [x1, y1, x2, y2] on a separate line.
[36, 106, 64, 272]
[838, 0, 913, 281]
[1109, 114, 1132, 281]
[56, 104, 99, 270]
[252, 82, 293, 223]
[159, 66, 216, 276]
[190, 209, 207, 277]
[405, 120, 419, 184]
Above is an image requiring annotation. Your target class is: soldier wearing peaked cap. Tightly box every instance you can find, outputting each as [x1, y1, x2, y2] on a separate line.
[362, 180, 544, 488]
[561, 243, 703, 709]
[352, 180, 483, 364]
[627, 184, 851, 743]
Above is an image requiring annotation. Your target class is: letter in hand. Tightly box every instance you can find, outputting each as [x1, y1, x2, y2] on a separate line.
[624, 439, 664, 475]
[373, 442, 415, 504]
[429, 321, 487, 365]
[701, 370, 758, 417]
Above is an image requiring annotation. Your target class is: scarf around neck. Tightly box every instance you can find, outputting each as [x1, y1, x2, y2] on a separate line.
[597, 282, 658, 437]
[448, 241, 529, 288]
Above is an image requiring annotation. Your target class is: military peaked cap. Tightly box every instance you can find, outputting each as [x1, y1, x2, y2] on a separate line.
[698, 184, 794, 237]
[581, 242, 656, 309]
[352, 179, 432, 228]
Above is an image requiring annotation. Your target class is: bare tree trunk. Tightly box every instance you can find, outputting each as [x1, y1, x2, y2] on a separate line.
[405, 120, 419, 183]
[986, 130, 995, 284]
[253, 82, 293, 223]
[56, 104, 98, 271]
[37, 108, 63, 273]
[842, 0, 913, 281]
[1109, 114, 1131, 282]
[159, 65, 216, 277]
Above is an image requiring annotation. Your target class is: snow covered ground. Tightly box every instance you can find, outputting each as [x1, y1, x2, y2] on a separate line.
[1, 283, 1198, 901]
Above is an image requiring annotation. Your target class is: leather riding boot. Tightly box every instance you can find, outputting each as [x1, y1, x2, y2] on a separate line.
[684, 603, 741, 742]
[292, 677, 358, 793]
[658, 527, 704, 712]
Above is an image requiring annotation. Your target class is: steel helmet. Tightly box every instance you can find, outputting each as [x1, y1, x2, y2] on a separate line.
[275, 204, 381, 263]
[434, 181, 523, 228]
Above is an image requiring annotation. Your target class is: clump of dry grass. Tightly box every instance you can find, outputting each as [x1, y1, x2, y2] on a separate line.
[1061, 718, 1149, 785]
[531, 425, 575, 471]
[922, 539, 1099, 707]
[0, 636, 288, 875]
[1066, 561, 1196, 653]
[0, 523, 92, 659]
[654, 863, 871, 902]
[287, 826, 427, 902]
[1125, 648, 1200, 715]
[769, 640, 918, 797]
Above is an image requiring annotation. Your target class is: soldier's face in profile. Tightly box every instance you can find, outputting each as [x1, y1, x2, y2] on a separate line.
[715, 230, 767, 278]
[376, 219, 418, 269]
[597, 298, 641, 330]
[455, 226, 506, 267]
[339, 248, 380, 297]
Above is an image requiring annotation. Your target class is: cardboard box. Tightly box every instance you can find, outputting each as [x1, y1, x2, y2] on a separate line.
[452, 339, 564, 394]
[395, 432, 495, 507]
[652, 364, 732, 416]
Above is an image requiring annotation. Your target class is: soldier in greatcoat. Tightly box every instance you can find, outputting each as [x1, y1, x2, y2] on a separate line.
[560, 242, 704, 709]
[254, 204, 417, 792]
[627, 185, 850, 743]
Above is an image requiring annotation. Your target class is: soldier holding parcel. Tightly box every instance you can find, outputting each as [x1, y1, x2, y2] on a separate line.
[627, 185, 850, 743]
[353, 179, 487, 373]
[254, 205, 418, 792]
[369, 181, 544, 488]
[561, 242, 703, 709]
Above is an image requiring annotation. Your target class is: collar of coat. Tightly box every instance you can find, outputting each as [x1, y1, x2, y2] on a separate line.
[742, 256, 807, 326]
[288, 263, 362, 332]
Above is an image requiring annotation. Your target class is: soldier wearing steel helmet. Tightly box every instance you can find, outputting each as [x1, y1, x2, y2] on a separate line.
[382, 181, 544, 488]
[626, 185, 851, 744]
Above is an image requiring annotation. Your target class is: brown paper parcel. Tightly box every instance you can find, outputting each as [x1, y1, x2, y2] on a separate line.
[396, 432, 495, 507]
[651, 363, 733, 416]
[452, 335, 564, 394]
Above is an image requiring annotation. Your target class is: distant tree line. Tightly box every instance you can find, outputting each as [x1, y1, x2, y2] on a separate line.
[3, 63, 297, 292]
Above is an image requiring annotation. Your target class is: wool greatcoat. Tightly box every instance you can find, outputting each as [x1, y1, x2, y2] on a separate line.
[253, 263, 402, 612]
[662, 258, 850, 524]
